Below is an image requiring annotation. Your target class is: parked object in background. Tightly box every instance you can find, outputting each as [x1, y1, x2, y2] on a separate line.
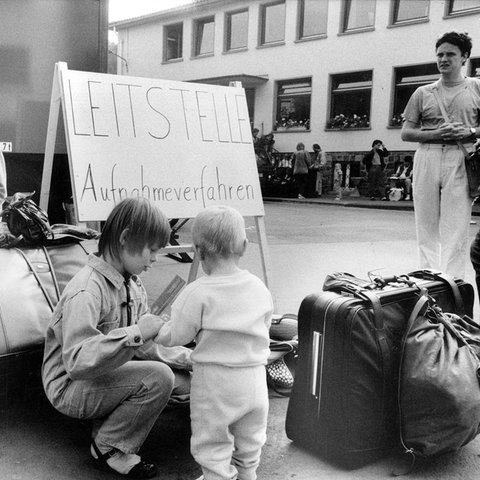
[286, 270, 473, 469]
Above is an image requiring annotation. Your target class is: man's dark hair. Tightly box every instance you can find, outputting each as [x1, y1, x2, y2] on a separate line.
[436, 31, 472, 57]
[372, 139, 382, 148]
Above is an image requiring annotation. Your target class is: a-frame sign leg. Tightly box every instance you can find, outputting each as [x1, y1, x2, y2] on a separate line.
[254, 215, 276, 309]
[40, 62, 67, 212]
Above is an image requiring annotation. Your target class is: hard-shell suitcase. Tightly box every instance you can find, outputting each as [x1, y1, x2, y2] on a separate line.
[285, 270, 474, 469]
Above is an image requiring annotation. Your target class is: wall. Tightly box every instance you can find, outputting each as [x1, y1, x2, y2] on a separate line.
[0, 0, 108, 154]
[0, 0, 108, 221]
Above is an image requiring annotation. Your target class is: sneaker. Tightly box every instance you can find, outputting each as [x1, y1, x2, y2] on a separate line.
[405, 195, 411, 201]
[381, 197, 388, 201]
[335, 197, 341, 201]
[298, 194, 305, 199]
[370, 197, 376, 201]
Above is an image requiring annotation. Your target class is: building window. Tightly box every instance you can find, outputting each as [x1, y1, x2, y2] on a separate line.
[298, 0, 328, 39]
[470, 58, 480, 78]
[391, 0, 429, 24]
[164, 23, 183, 61]
[225, 9, 248, 51]
[193, 16, 215, 57]
[327, 71, 372, 129]
[391, 64, 439, 126]
[274, 78, 311, 131]
[446, 0, 480, 15]
[259, 1, 285, 46]
[342, 0, 375, 32]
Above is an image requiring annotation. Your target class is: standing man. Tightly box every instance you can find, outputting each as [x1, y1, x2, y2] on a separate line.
[402, 31, 480, 278]
[362, 140, 389, 200]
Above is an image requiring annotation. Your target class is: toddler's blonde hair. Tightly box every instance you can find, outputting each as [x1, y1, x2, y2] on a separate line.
[192, 205, 247, 259]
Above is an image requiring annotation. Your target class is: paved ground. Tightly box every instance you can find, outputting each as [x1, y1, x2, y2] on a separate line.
[2, 199, 480, 479]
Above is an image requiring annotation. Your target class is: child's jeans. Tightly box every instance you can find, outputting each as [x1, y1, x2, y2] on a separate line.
[191, 364, 268, 480]
[55, 360, 175, 454]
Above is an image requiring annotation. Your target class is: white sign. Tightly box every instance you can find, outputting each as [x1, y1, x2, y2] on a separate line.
[59, 69, 263, 221]
[0, 142, 12, 152]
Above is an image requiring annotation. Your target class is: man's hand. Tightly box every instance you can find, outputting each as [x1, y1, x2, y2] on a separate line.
[137, 314, 166, 341]
[439, 122, 466, 140]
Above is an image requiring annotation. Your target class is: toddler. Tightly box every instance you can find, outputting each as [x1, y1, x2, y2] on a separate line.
[156, 205, 274, 480]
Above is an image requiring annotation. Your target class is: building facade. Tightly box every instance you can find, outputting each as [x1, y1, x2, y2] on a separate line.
[110, 0, 480, 191]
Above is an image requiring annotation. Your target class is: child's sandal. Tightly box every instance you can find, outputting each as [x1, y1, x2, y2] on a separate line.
[91, 441, 158, 479]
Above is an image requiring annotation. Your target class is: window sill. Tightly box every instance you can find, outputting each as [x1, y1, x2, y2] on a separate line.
[161, 57, 184, 65]
[338, 26, 375, 36]
[444, 9, 480, 19]
[387, 124, 402, 129]
[223, 47, 248, 55]
[325, 127, 371, 132]
[295, 34, 327, 43]
[257, 41, 285, 50]
[387, 18, 429, 28]
[274, 127, 311, 133]
[190, 52, 214, 60]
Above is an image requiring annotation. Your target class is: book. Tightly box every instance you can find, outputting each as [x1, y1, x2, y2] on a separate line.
[150, 274, 186, 320]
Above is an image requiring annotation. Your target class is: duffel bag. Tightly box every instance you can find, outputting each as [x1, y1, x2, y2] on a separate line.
[0, 240, 97, 355]
[398, 294, 480, 458]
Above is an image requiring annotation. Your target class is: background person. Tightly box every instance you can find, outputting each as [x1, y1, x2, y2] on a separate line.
[401, 31, 480, 278]
[292, 142, 311, 199]
[392, 156, 413, 200]
[155, 205, 273, 480]
[333, 163, 343, 201]
[42, 197, 192, 479]
[362, 140, 389, 200]
[308, 143, 327, 198]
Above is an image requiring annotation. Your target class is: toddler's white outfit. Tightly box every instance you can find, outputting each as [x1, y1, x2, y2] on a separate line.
[156, 269, 273, 480]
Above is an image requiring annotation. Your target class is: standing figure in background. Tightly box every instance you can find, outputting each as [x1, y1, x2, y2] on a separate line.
[308, 143, 327, 197]
[402, 31, 480, 278]
[333, 163, 343, 200]
[392, 156, 413, 201]
[292, 142, 311, 199]
[362, 140, 389, 200]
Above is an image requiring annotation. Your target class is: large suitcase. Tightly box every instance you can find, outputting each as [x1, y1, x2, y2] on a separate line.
[285, 270, 474, 469]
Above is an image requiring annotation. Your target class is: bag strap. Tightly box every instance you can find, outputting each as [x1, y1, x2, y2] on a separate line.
[431, 85, 470, 157]
[14, 247, 60, 311]
[408, 269, 465, 316]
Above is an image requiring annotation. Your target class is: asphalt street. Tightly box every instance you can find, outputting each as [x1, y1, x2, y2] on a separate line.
[2, 201, 480, 479]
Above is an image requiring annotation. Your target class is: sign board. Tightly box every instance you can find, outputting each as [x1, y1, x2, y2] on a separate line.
[41, 64, 274, 294]
[54, 65, 263, 221]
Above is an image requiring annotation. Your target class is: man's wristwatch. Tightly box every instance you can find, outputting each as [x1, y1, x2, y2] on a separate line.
[470, 127, 477, 138]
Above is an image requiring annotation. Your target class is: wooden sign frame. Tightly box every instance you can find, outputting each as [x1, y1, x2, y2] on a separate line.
[40, 63, 274, 298]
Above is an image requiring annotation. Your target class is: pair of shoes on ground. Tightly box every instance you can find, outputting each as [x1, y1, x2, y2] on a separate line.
[91, 441, 157, 479]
